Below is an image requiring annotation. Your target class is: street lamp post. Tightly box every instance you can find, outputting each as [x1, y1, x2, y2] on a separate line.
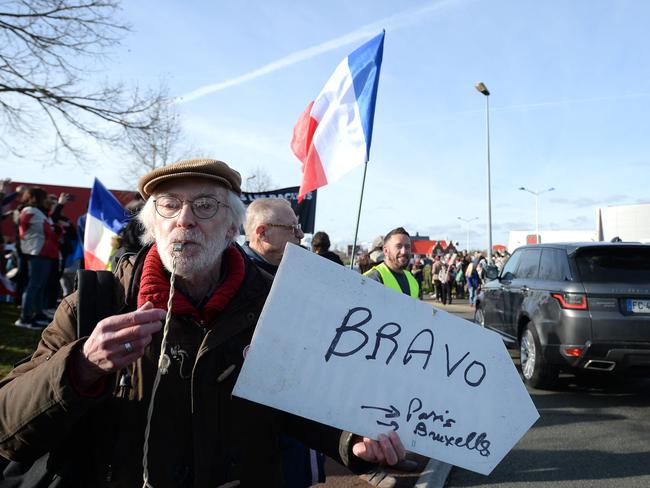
[475, 82, 493, 261]
[244, 174, 256, 191]
[457, 216, 479, 252]
[518, 187, 555, 242]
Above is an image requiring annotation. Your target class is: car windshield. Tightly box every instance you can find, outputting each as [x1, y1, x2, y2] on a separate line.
[574, 247, 650, 283]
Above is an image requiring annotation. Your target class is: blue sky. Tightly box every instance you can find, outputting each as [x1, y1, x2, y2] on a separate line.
[4, 0, 650, 250]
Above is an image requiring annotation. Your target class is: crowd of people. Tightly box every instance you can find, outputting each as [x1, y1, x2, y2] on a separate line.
[1, 174, 510, 331]
[1, 180, 78, 328]
[410, 249, 510, 305]
[0, 164, 512, 486]
[0, 163, 408, 487]
[355, 235, 510, 306]
[0, 180, 151, 330]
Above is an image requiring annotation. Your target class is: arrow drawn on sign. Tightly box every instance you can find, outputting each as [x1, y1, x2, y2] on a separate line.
[361, 405, 401, 431]
[361, 405, 401, 418]
[376, 420, 399, 430]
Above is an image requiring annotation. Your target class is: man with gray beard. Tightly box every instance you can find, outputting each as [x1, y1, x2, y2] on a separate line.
[0, 158, 405, 487]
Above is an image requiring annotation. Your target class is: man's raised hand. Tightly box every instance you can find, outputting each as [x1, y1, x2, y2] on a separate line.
[76, 302, 165, 386]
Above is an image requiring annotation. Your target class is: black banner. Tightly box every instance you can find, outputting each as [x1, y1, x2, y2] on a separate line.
[240, 186, 317, 234]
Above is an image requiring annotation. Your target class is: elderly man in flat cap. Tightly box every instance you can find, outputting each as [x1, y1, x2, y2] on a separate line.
[0, 159, 405, 487]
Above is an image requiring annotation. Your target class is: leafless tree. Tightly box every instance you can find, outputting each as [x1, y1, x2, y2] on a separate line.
[118, 95, 181, 183]
[116, 93, 212, 185]
[243, 167, 274, 192]
[0, 0, 165, 162]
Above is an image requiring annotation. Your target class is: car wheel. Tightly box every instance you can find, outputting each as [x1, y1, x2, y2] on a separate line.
[474, 306, 485, 327]
[520, 322, 558, 389]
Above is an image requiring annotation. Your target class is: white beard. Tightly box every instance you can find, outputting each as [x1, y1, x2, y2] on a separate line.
[156, 229, 230, 278]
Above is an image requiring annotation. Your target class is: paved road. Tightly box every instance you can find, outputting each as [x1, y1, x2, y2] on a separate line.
[444, 307, 650, 488]
[427, 301, 476, 321]
[447, 372, 650, 487]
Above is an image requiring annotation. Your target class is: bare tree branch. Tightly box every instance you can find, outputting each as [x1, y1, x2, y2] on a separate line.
[244, 167, 275, 192]
[117, 96, 199, 185]
[0, 0, 165, 163]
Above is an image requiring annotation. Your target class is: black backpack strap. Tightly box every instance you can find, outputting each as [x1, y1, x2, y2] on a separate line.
[76, 270, 117, 338]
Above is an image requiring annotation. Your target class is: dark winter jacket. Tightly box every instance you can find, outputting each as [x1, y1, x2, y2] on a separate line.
[0, 245, 357, 487]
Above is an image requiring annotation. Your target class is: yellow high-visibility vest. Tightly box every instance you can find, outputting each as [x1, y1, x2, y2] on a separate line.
[365, 262, 419, 298]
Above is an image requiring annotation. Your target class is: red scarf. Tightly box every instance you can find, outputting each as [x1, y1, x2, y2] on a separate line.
[137, 244, 245, 324]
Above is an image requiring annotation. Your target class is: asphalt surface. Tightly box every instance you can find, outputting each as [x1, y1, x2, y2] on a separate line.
[446, 372, 650, 488]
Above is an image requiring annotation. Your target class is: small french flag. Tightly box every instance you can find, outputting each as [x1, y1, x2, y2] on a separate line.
[291, 31, 385, 202]
[0, 273, 15, 298]
[83, 178, 128, 270]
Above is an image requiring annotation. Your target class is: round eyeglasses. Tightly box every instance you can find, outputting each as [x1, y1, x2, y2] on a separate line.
[266, 223, 302, 235]
[154, 196, 229, 219]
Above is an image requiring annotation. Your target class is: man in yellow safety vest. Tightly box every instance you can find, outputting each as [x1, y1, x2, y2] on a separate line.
[363, 227, 419, 298]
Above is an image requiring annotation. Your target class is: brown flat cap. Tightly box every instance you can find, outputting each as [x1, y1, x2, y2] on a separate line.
[138, 158, 242, 198]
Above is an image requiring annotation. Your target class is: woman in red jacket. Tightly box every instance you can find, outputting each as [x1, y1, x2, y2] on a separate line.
[15, 188, 60, 328]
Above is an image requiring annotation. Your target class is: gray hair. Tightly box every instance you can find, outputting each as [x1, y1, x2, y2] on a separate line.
[138, 189, 245, 246]
[244, 198, 294, 240]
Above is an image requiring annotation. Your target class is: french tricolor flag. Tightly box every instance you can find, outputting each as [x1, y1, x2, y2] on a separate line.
[291, 31, 385, 201]
[83, 178, 128, 270]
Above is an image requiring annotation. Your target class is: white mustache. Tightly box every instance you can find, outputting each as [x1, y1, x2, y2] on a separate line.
[168, 230, 205, 245]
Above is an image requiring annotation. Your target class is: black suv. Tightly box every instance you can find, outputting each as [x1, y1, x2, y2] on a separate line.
[474, 242, 650, 388]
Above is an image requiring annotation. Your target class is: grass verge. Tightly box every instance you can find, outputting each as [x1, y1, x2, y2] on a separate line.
[0, 303, 41, 378]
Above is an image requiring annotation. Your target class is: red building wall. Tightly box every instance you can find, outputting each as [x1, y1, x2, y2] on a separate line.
[1, 181, 137, 243]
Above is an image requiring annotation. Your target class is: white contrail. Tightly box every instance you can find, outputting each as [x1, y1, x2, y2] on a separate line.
[177, 0, 462, 103]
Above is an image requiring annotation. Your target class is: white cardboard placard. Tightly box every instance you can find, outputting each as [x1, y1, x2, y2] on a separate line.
[233, 244, 539, 475]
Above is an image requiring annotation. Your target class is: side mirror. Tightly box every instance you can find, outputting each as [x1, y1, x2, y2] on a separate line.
[485, 265, 499, 281]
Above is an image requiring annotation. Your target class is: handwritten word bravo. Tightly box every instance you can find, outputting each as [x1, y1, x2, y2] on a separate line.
[324, 307, 487, 388]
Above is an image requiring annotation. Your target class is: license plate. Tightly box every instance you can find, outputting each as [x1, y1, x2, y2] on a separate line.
[627, 299, 650, 313]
